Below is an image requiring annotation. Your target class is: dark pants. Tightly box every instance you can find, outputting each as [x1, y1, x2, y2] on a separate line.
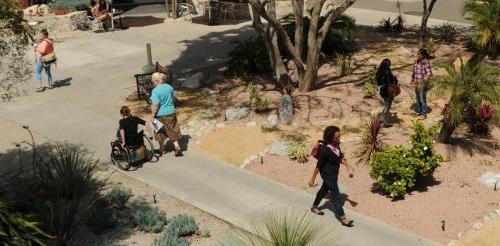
[313, 179, 345, 218]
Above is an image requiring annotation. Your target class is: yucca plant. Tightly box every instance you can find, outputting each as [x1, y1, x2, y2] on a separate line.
[226, 37, 271, 77]
[433, 61, 500, 143]
[356, 114, 387, 165]
[221, 209, 338, 246]
[0, 200, 52, 245]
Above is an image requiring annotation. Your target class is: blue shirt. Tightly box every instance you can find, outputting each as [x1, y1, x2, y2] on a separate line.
[150, 83, 175, 117]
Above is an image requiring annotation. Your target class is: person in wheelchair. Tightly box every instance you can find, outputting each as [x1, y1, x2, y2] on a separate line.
[118, 106, 153, 148]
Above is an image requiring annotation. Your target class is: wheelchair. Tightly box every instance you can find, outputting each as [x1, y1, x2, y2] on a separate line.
[110, 130, 155, 170]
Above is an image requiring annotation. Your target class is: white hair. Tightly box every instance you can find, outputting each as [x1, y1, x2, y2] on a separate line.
[152, 72, 167, 84]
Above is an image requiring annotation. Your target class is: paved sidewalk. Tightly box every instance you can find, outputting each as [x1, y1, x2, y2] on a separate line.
[0, 15, 445, 246]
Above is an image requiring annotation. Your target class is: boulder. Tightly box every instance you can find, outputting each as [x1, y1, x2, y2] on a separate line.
[180, 72, 203, 89]
[279, 94, 293, 125]
[268, 140, 288, 156]
[477, 172, 500, 189]
[263, 114, 279, 128]
[38, 4, 50, 16]
[67, 11, 87, 23]
[24, 5, 39, 17]
[224, 107, 250, 121]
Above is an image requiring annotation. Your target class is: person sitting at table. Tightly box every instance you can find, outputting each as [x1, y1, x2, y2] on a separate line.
[91, 0, 110, 21]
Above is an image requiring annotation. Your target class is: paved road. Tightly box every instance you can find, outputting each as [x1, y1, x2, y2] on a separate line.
[0, 12, 443, 246]
[353, 0, 468, 24]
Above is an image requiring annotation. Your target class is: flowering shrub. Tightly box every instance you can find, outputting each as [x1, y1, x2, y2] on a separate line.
[480, 104, 493, 122]
[370, 122, 442, 198]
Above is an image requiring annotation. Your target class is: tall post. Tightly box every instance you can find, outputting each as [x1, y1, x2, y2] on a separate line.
[143, 43, 155, 73]
[165, 0, 170, 18]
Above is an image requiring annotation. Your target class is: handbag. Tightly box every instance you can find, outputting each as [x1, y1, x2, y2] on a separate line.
[388, 83, 401, 98]
[41, 52, 57, 65]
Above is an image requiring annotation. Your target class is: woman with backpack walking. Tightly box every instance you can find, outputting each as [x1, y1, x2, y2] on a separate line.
[310, 126, 353, 227]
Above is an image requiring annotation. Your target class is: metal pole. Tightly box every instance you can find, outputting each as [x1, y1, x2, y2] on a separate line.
[143, 43, 155, 73]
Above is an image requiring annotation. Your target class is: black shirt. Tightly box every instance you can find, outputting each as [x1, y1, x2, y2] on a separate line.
[376, 70, 397, 98]
[119, 116, 146, 146]
[316, 144, 343, 181]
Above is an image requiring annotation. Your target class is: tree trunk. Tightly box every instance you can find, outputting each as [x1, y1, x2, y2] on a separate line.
[418, 0, 438, 48]
[438, 115, 457, 143]
[267, 0, 288, 79]
[291, 0, 304, 84]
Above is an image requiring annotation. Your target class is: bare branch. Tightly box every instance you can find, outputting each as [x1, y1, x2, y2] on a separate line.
[317, 0, 356, 47]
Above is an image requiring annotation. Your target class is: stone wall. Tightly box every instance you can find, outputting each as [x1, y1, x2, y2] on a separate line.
[25, 11, 88, 33]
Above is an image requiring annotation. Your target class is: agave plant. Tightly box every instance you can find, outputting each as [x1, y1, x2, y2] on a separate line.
[0, 200, 52, 245]
[356, 114, 387, 165]
[221, 208, 338, 246]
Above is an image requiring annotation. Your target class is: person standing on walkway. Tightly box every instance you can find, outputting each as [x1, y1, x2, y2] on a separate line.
[311, 126, 353, 227]
[376, 58, 398, 127]
[33, 29, 54, 92]
[150, 72, 182, 157]
[411, 48, 433, 120]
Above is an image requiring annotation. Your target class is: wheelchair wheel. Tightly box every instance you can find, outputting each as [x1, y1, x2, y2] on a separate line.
[110, 142, 132, 170]
[142, 135, 155, 162]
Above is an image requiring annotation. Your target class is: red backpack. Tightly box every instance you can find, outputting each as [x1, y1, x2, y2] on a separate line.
[310, 140, 323, 159]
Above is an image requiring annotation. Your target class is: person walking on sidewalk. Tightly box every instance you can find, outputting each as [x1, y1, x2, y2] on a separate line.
[376, 58, 398, 127]
[411, 48, 433, 120]
[311, 126, 353, 227]
[33, 29, 54, 92]
[150, 72, 182, 157]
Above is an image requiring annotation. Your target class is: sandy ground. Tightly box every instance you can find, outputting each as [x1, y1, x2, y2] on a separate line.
[194, 28, 500, 244]
[456, 218, 500, 246]
[78, 167, 237, 245]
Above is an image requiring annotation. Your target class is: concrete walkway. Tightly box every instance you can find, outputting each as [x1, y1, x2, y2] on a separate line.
[0, 12, 448, 246]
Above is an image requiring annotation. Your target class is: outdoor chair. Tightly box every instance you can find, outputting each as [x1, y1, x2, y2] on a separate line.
[178, 3, 196, 22]
[219, 2, 237, 22]
[75, 15, 107, 33]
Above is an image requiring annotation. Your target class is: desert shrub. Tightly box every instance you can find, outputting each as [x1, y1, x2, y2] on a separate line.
[154, 231, 190, 246]
[435, 23, 458, 43]
[337, 53, 353, 77]
[356, 115, 387, 165]
[131, 205, 168, 233]
[379, 16, 404, 33]
[4, 141, 106, 245]
[246, 83, 271, 112]
[86, 198, 118, 234]
[226, 37, 271, 77]
[167, 214, 198, 237]
[424, 37, 437, 56]
[370, 147, 419, 198]
[221, 208, 336, 246]
[370, 122, 442, 198]
[0, 199, 52, 245]
[104, 187, 133, 210]
[196, 229, 211, 238]
[287, 141, 309, 163]
[464, 103, 495, 134]
[360, 69, 377, 98]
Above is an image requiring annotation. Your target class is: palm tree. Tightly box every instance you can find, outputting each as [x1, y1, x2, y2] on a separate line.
[463, 0, 500, 62]
[434, 60, 500, 143]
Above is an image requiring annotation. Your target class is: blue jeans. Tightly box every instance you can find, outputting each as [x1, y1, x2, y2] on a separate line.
[34, 58, 52, 85]
[313, 179, 345, 218]
[382, 97, 393, 124]
[415, 86, 427, 115]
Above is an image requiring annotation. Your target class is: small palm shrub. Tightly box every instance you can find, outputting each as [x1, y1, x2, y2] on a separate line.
[360, 69, 377, 98]
[379, 16, 404, 33]
[435, 23, 458, 43]
[221, 208, 337, 246]
[131, 205, 168, 233]
[154, 231, 190, 246]
[104, 187, 133, 210]
[425, 37, 437, 56]
[463, 0, 500, 61]
[246, 83, 271, 113]
[226, 37, 271, 77]
[370, 122, 442, 198]
[356, 115, 387, 165]
[0, 200, 52, 245]
[287, 141, 309, 163]
[167, 214, 198, 237]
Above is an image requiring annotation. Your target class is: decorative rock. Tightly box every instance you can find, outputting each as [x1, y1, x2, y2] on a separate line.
[180, 72, 203, 89]
[201, 88, 215, 95]
[495, 209, 500, 216]
[477, 172, 500, 189]
[264, 114, 279, 128]
[246, 121, 257, 127]
[279, 94, 293, 125]
[38, 4, 50, 16]
[447, 240, 456, 246]
[224, 107, 250, 121]
[248, 155, 258, 161]
[216, 123, 226, 128]
[268, 140, 288, 156]
[483, 215, 492, 224]
[473, 222, 483, 230]
[457, 232, 463, 240]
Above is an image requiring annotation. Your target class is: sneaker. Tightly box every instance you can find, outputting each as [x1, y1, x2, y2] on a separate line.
[417, 114, 427, 120]
[35, 87, 45, 92]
